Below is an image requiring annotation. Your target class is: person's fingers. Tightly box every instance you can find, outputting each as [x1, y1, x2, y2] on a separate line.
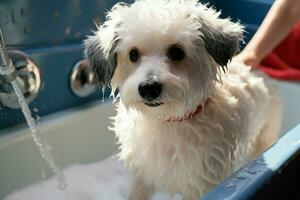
[234, 51, 261, 67]
[243, 57, 260, 67]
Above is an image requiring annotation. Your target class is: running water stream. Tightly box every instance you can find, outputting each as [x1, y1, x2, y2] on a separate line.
[10, 80, 68, 193]
[0, 27, 69, 198]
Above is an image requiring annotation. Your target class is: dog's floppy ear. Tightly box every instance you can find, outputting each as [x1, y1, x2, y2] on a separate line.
[197, 7, 244, 69]
[84, 24, 119, 86]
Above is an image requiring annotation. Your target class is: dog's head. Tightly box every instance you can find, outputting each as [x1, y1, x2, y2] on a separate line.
[84, 0, 243, 120]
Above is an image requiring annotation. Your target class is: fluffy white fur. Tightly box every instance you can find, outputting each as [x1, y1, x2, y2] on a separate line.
[84, 0, 282, 199]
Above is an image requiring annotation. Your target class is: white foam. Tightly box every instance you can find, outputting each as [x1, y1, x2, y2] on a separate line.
[5, 156, 175, 200]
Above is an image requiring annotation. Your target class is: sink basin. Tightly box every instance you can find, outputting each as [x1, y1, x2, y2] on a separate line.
[0, 80, 299, 199]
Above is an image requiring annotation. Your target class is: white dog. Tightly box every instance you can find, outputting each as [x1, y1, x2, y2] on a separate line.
[84, 0, 282, 199]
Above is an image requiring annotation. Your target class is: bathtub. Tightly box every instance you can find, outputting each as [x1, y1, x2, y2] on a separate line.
[0, 80, 300, 199]
[1, 0, 300, 199]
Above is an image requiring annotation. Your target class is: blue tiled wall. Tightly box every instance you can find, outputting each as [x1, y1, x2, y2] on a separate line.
[0, 0, 133, 130]
[0, 0, 132, 48]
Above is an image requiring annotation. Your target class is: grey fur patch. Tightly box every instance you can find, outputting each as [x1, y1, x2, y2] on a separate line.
[85, 37, 119, 86]
[199, 21, 243, 70]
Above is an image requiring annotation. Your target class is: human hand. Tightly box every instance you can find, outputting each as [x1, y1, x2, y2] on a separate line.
[234, 49, 262, 68]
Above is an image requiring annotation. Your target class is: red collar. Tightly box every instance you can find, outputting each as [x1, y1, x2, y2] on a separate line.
[166, 99, 209, 122]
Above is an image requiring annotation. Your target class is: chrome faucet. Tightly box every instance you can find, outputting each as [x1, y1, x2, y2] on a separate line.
[0, 28, 42, 109]
[0, 29, 17, 83]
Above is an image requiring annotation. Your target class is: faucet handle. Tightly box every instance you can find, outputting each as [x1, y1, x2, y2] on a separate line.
[0, 50, 42, 109]
[70, 59, 98, 97]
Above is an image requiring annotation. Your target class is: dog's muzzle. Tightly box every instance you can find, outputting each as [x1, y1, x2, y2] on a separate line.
[138, 80, 163, 107]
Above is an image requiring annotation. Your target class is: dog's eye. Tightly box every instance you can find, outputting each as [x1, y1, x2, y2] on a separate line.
[168, 45, 185, 61]
[129, 49, 139, 62]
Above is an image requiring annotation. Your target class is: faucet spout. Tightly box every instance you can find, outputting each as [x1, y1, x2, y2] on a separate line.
[0, 28, 42, 109]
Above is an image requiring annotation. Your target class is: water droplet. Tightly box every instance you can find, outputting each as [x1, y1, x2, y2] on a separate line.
[234, 172, 248, 180]
[101, 87, 106, 102]
[64, 27, 72, 35]
[75, 32, 81, 38]
[226, 183, 237, 188]
[35, 116, 41, 125]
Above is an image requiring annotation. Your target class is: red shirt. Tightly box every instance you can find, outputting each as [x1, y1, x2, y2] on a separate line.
[260, 22, 300, 81]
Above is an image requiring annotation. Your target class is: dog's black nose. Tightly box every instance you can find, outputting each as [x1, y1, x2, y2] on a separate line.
[138, 81, 162, 101]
